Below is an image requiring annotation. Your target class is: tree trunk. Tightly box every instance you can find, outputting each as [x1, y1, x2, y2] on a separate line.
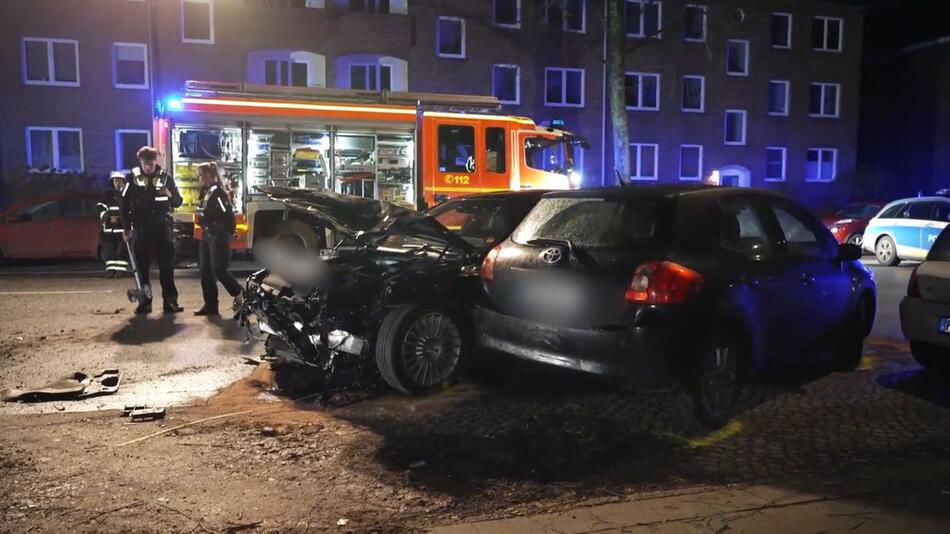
[606, 0, 630, 184]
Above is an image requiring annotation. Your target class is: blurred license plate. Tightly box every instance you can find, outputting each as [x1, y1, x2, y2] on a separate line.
[940, 318, 950, 334]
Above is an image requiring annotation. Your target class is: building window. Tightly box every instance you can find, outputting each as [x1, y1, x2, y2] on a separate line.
[771, 13, 792, 48]
[113, 43, 148, 89]
[724, 110, 747, 145]
[679, 145, 703, 181]
[438, 125, 475, 173]
[624, 72, 660, 111]
[681, 75, 704, 112]
[545, 68, 584, 108]
[768, 80, 789, 116]
[683, 4, 706, 41]
[265, 59, 309, 87]
[349, 0, 390, 13]
[493, 0, 521, 28]
[813, 16, 843, 52]
[115, 130, 151, 171]
[181, 0, 214, 44]
[492, 64, 520, 104]
[547, 0, 586, 33]
[805, 148, 837, 182]
[726, 40, 749, 76]
[485, 127, 507, 173]
[436, 17, 465, 58]
[21, 38, 79, 86]
[625, 0, 661, 38]
[350, 64, 391, 90]
[765, 147, 786, 181]
[630, 143, 658, 181]
[26, 127, 83, 172]
[809, 83, 840, 117]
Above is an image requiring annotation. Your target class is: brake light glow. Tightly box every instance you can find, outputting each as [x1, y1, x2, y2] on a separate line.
[481, 245, 502, 281]
[626, 261, 704, 304]
[907, 265, 921, 298]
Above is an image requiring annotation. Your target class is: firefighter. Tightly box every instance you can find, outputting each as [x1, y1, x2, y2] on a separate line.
[194, 162, 242, 316]
[97, 171, 130, 278]
[120, 146, 183, 314]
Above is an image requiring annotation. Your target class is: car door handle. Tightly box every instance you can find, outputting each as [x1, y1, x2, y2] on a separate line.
[801, 273, 816, 285]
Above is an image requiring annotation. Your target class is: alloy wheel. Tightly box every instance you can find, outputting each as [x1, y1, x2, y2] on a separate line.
[401, 313, 462, 387]
[877, 239, 893, 264]
[699, 345, 738, 421]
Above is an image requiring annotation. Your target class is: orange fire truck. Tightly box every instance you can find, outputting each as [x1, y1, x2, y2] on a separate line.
[154, 81, 586, 251]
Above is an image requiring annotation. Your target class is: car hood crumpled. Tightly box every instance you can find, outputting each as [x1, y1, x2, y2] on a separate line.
[257, 186, 475, 255]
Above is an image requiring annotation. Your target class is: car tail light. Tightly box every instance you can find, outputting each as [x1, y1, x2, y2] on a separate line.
[481, 245, 502, 281]
[907, 265, 921, 298]
[625, 261, 704, 305]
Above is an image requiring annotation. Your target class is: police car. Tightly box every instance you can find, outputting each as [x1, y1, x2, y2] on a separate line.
[863, 196, 950, 266]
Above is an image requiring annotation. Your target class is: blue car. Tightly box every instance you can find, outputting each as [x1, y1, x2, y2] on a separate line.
[863, 196, 950, 266]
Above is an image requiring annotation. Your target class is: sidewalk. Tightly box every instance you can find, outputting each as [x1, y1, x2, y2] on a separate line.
[433, 460, 950, 533]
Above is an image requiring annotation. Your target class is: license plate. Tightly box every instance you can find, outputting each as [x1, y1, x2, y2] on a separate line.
[940, 318, 950, 334]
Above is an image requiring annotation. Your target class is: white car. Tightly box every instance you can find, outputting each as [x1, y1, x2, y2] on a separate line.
[900, 225, 950, 372]
[863, 196, 950, 266]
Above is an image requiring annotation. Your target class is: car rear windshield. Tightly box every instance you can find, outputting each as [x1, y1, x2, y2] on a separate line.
[428, 198, 535, 248]
[928, 228, 950, 261]
[511, 196, 658, 249]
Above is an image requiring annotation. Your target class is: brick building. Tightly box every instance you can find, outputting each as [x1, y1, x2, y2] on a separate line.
[0, 0, 865, 209]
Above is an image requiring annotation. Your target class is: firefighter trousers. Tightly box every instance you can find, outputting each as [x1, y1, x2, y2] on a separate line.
[100, 233, 129, 273]
[199, 231, 241, 310]
[131, 223, 178, 303]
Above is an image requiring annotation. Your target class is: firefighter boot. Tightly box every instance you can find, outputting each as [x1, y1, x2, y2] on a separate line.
[163, 300, 184, 314]
[135, 299, 152, 315]
[194, 306, 219, 316]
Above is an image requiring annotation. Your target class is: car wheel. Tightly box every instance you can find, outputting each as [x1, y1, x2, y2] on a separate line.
[273, 220, 322, 252]
[375, 306, 465, 394]
[846, 233, 863, 247]
[910, 341, 949, 374]
[694, 333, 743, 429]
[834, 295, 872, 372]
[875, 236, 901, 266]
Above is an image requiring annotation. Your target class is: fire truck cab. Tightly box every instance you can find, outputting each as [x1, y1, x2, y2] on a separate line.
[154, 81, 586, 252]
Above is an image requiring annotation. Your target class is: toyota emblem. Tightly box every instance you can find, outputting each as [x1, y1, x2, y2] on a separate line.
[539, 247, 563, 264]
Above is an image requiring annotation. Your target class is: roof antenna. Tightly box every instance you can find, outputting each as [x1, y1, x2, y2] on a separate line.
[615, 168, 626, 188]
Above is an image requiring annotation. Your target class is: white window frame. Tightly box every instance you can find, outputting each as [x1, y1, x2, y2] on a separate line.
[181, 0, 215, 45]
[813, 16, 844, 52]
[492, 64, 521, 105]
[809, 82, 841, 118]
[493, 0, 522, 29]
[349, 63, 381, 90]
[684, 4, 707, 42]
[436, 16, 466, 59]
[772, 12, 793, 49]
[626, 0, 662, 39]
[724, 109, 747, 146]
[764, 146, 787, 182]
[544, 67, 585, 108]
[805, 148, 838, 182]
[726, 39, 750, 76]
[630, 143, 659, 181]
[115, 129, 152, 170]
[25, 127, 84, 172]
[21, 37, 80, 87]
[681, 75, 705, 113]
[112, 42, 149, 90]
[547, 0, 587, 34]
[768, 80, 790, 116]
[625, 72, 660, 111]
[679, 144, 703, 181]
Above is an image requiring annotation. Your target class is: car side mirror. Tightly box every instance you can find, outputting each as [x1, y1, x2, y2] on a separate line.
[838, 243, 862, 261]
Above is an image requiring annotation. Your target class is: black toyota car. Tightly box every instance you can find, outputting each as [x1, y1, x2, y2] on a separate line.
[476, 185, 876, 427]
[239, 187, 547, 395]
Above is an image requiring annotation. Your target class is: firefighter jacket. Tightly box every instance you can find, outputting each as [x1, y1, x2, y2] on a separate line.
[97, 188, 125, 235]
[197, 182, 236, 236]
[120, 166, 183, 230]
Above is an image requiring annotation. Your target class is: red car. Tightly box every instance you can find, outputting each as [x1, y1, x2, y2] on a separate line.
[0, 194, 102, 261]
[821, 201, 885, 246]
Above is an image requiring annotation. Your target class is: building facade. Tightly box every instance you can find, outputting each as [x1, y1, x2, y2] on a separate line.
[0, 0, 864, 209]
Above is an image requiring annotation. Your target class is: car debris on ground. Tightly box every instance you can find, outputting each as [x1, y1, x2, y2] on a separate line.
[0, 369, 121, 402]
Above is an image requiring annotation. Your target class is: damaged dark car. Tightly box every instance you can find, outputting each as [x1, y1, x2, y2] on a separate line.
[239, 187, 546, 394]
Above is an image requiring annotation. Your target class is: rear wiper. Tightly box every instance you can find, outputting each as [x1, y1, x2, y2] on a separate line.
[527, 238, 576, 258]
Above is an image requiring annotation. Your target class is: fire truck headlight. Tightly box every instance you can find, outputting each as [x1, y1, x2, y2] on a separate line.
[569, 171, 582, 188]
[166, 97, 183, 111]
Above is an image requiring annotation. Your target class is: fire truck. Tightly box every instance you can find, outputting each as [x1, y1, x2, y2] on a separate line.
[154, 81, 586, 252]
